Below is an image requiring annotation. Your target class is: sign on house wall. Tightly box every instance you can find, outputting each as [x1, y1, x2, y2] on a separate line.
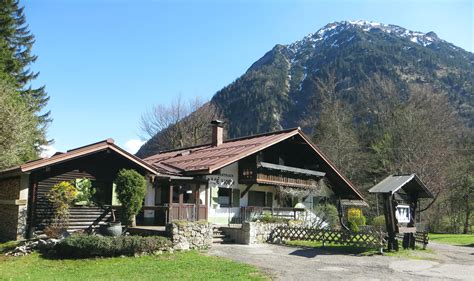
[206, 174, 234, 189]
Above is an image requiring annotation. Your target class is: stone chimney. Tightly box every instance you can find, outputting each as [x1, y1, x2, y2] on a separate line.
[211, 120, 224, 146]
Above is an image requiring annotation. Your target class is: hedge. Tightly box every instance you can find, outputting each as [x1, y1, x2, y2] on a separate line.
[53, 235, 171, 258]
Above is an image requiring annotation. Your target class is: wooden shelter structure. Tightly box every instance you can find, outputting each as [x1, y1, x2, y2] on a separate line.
[369, 174, 434, 251]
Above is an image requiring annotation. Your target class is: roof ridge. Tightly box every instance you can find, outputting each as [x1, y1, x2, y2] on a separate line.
[67, 138, 114, 153]
[145, 127, 300, 157]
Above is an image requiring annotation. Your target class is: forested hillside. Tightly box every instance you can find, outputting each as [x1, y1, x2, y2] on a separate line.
[138, 21, 473, 233]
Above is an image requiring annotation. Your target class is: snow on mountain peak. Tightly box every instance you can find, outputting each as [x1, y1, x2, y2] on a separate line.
[288, 20, 444, 54]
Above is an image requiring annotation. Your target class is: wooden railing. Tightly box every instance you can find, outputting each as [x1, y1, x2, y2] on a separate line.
[231, 206, 305, 224]
[255, 173, 319, 189]
[140, 203, 207, 225]
[396, 232, 429, 249]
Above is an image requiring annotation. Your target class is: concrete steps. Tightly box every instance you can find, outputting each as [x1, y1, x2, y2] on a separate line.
[212, 227, 235, 244]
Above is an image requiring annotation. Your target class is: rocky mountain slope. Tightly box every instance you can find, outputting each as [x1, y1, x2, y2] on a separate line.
[138, 20, 473, 157]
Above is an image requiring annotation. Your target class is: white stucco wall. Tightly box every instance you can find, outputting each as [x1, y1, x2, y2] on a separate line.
[144, 179, 155, 219]
[208, 162, 288, 224]
[18, 174, 29, 238]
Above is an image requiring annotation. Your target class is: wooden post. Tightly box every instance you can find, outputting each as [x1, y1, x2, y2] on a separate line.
[194, 185, 199, 221]
[205, 184, 209, 220]
[168, 184, 173, 222]
[178, 186, 184, 220]
[383, 194, 399, 251]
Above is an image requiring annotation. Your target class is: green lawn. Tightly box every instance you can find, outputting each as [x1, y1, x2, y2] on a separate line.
[429, 233, 474, 247]
[0, 250, 268, 281]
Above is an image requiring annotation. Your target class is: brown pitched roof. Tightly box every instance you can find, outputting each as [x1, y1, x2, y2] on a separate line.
[144, 128, 365, 201]
[144, 128, 300, 174]
[0, 138, 159, 177]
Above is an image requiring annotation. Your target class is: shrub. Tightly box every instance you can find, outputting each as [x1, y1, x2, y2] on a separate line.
[74, 178, 95, 206]
[348, 214, 366, 233]
[53, 235, 171, 258]
[253, 213, 289, 224]
[349, 219, 359, 233]
[114, 169, 147, 226]
[46, 181, 78, 236]
[313, 204, 339, 228]
[372, 215, 386, 231]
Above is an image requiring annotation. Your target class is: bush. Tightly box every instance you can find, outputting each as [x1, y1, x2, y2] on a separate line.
[348, 220, 359, 233]
[46, 181, 78, 236]
[74, 178, 95, 206]
[53, 235, 171, 258]
[372, 215, 386, 231]
[253, 213, 289, 224]
[114, 169, 147, 226]
[314, 204, 339, 228]
[348, 214, 366, 233]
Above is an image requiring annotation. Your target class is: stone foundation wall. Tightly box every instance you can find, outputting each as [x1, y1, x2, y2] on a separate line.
[222, 222, 287, 245]
[167, 221, 213, 250]
[0, 177, 21, 200]
[0, 177, 22, 241]
[0, 206, 19, 241]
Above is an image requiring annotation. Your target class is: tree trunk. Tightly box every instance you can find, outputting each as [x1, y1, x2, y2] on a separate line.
[463, 203, 471, 234]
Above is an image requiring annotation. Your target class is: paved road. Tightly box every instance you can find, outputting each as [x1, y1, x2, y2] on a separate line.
[208, 242, 474, 280]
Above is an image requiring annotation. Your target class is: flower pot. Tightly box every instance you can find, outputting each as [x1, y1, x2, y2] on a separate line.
[100, 221, 122, 236]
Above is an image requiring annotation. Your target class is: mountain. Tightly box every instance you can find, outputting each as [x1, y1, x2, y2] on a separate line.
[137, 20, 474, 157]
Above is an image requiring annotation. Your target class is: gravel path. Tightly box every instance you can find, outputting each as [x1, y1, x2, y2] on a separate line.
[208, 242, 474, 280]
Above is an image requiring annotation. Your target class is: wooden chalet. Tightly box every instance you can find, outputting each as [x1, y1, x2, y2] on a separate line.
[141, 121, 365, 226]
[0, 121, 366, 241]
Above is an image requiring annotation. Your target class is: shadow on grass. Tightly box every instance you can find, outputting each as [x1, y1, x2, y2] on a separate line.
[458, 243, 474, 248]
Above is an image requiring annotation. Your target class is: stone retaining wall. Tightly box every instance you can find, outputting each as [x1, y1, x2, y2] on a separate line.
[222, 222, 287, 245]
[167, 221, 213, 250]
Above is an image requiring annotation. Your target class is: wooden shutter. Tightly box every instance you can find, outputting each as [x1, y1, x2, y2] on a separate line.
[232, 189, 240, 207]
[266, 192, 273, 207]
[248, 191, 256, 206]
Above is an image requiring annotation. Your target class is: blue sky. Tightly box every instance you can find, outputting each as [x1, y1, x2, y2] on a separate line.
[24, 0, 473, 155]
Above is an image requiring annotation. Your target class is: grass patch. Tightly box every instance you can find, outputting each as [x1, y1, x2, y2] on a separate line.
[429, 233, 474, 247]
[0, 240, 20, 254]
[0, 251, 268, 280]
[383, 246, 436, 260]
[285, 240, 379, 255]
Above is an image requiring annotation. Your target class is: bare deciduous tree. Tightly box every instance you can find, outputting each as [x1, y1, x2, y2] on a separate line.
[370, 83, 461, 211]
[139, 96, 223, 154]
[303, 73, 364, 181]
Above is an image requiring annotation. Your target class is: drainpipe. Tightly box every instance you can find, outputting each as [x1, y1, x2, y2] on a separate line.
[337, 198, 350, 231]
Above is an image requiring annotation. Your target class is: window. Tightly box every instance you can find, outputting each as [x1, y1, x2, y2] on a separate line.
[248, 191, 268, 207]
[218, 188, 231, 207]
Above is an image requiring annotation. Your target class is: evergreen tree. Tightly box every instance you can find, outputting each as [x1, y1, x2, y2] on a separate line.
[0, 78, 37, 169]
[0, 0, 49, 152]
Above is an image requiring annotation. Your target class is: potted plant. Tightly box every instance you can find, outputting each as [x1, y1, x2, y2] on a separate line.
[101, 208, 122, 236]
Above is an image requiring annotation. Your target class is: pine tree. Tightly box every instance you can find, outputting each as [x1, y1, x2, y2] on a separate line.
[0, 0, 50, 153]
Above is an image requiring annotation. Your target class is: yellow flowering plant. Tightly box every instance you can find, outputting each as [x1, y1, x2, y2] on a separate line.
[46, 181, 78, 236]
